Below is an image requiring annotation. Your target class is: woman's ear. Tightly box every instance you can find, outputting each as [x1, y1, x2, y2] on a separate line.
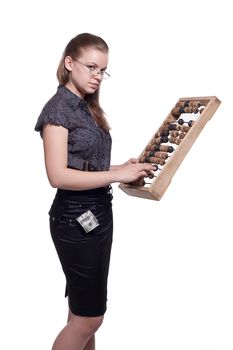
[64, 56, 73, 72]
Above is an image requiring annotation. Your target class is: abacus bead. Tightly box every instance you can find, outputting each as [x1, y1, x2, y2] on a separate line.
[171, 108, 181, 118]
[166, 115, 178, 124]
[153, 137, 160, 144]
[193, 107, 198, 113]
[179, 132, 186, 139]
[150, 158, 165, 165]
[182, 125, 190, 132]
[156, 151, 168, 159]
[167, 146, 174, 153]
[159, 145, 166, 152]
[170, 130, 179, 137]
[188, 120, 193, 127]
[168, 124, 177, 131]
[161, 129, 169, 136]
[179, 107, 185, 113]
[178, 119, 184, 125]
[160, 136, 169, 143]
[169, 137, 177, 144]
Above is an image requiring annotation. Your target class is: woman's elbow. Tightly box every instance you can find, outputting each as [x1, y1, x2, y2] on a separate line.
[48, 177, 59, 188]
[47, 173, 63, 189]
[49, 180, 59, 188]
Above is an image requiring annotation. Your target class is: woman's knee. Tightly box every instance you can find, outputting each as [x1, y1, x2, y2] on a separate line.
[70, 314, 104, 337]
[85, 315, 104, 334]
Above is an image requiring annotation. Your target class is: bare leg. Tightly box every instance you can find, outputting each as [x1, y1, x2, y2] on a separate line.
[67, 309, 72, 323]
[83, 335, 95, 350]
[52, 311, 103, 350]
[67, 309, 95, 350]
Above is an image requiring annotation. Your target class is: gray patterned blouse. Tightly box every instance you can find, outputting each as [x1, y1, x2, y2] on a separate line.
[35, 85, 112, 171]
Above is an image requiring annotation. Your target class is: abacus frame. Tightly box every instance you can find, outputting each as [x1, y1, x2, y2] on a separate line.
[119, 96, 221, 200]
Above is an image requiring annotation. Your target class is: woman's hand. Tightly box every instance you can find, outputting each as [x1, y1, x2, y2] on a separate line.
[114, 161, 155, 184]
[110, 158, 138, 171]
[122, 157, 138, 166]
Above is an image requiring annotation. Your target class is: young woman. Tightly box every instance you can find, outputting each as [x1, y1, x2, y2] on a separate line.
[35, 33, 154, 350]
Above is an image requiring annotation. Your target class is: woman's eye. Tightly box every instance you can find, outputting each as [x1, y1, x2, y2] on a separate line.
[88, 65, 96, 71]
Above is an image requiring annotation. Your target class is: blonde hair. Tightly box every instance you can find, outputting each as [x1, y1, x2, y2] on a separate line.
[57, 33, 110, 132]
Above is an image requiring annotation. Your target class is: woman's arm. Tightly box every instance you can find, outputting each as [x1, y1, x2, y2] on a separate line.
[43, 124, 155, 191]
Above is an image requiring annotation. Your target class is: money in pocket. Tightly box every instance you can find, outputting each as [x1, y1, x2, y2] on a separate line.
[76, 210, 99, 233]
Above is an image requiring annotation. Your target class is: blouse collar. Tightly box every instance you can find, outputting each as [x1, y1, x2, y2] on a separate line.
[57, 85, 87, 111]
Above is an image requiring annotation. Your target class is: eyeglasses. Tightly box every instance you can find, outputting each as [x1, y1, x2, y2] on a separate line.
[73, 59, 110, 79]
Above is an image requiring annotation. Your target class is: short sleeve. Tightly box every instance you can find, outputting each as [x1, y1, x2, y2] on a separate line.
[34, 109, 69, 135]
[34, 94, 71, 135]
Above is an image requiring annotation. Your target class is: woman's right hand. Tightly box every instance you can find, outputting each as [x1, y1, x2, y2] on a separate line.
[114, 162, 156, 184]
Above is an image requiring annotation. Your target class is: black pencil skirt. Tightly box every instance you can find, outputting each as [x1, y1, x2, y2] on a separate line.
[49, 186, 113, 317]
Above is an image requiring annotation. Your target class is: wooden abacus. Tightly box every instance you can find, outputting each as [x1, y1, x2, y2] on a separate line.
[119, 96, 221, 200]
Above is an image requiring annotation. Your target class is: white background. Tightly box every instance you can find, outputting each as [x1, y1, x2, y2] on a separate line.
[0, 0, 232, 349]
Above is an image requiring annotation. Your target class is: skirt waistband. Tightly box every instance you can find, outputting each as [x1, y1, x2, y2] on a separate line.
[49, 186, 113, 219]
[55, 185, 113, 202]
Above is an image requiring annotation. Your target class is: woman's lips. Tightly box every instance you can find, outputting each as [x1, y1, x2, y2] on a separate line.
[89, 82, 99, 88]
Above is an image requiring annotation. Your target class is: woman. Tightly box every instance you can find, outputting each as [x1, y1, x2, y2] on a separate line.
[35, 33, 154, 350]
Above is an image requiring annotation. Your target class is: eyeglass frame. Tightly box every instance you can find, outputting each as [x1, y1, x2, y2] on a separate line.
[73, 59, 110, 79]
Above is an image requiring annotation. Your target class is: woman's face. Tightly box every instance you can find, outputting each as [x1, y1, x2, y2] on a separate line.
[64, 47, 109, 98]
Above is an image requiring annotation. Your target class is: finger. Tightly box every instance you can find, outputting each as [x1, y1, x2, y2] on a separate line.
[139, 163, 155, 171]
[138, 170, 149, 177]
[146, 164, 157, 171]
[127, 158, 138, 164]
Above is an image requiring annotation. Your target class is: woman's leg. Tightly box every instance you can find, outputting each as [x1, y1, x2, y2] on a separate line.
[67, 309, 95, 350]
[67, 309, 72, 323]
[83, 335, 95, 350]
[52, 311, 103, 350]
